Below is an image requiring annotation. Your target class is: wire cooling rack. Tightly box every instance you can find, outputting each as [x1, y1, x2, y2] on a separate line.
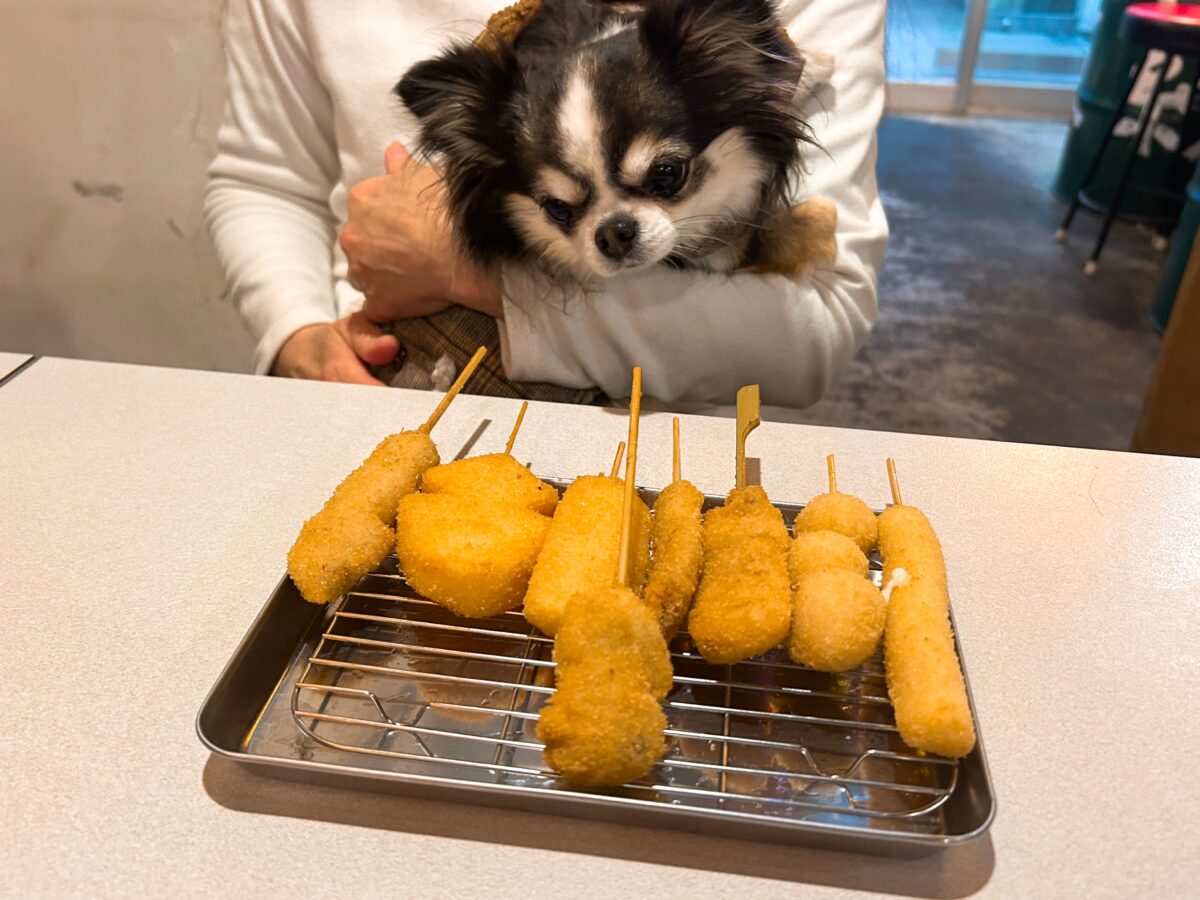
[286, 553, 960, 834]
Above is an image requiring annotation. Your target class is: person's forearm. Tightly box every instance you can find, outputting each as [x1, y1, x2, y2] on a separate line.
[205, 179, 340, 373]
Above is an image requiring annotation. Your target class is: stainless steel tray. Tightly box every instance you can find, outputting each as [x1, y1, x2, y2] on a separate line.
[198, 482, 994, 856]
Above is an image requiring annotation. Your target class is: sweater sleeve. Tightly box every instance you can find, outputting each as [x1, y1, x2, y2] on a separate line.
[204, 0, 342, 375]
[498, 0, 887, 407]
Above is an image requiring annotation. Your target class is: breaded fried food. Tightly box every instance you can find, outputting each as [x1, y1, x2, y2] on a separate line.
[788, 530, 869, 582]
[789, 569, 885, 671]
[419, 452, 558, 517]
[688, 486, 791, 664]
[522, 475, 650, 636]
[795, 490, 878, 554]
[878, 504, 948, 591]
[395, 493, 552, 617]
[878, 504, 976, 758]
[643, 480, 705, 638]
[538, 587, 671, 786]
[288, 431, 440, 604]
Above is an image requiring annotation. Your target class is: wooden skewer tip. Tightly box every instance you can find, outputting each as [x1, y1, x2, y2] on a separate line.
[504, 401, 529, 456]
[616, 367, 643, 587]
[826, 454, 837, 493]
[610, 442, 626, 478]
[672, 416, 681, 483]
[420, 346, 488, 433]
[886, 457, 903, 507]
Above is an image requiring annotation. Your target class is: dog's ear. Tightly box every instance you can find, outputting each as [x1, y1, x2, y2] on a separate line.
[395, 42, 519, 167]
[641, 0, 799, 80]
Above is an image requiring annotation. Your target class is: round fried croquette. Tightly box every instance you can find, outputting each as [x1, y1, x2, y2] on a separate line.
[395, 493, 551, 617]
[788, 530, 869, 583]
[794, 491, 878, 554]
[418, 452, 558, 517]
[788, 569, 885, 671]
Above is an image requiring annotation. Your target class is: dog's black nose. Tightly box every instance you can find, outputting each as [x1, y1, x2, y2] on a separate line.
[595, 216, 639, 260]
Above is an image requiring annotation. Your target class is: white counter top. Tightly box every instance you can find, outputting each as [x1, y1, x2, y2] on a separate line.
[1, 357, 1198, 898]
[0, 351, 32, 381]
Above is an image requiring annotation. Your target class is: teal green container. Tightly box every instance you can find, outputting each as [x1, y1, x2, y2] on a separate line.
[1053, 0, 1196, 220]
[1151, 165, 1200, 333]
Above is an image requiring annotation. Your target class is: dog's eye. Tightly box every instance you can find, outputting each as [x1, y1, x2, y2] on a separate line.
[541, 198, 574, 224]
[646, 160, 688, 198]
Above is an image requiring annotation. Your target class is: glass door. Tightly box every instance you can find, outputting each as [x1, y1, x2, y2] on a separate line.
[887, 0, 1085, 115]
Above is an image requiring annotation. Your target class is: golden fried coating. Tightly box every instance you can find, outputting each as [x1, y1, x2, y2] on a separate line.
[522, 476, 650, 636]
[395, 493, 552, 617]
[287, 500, 395, 605]
[788, 530, 869, 582]
[688, 486, 792, 664]
[538, 587, 671, 786]
[788, 569, 885, 671]
[884, 578, 976, 757]
[287, 430, 440, 604]
[794, 491, 879, 554]
[878, 504, 976, 758]
[419, 452, 558, 517]
[333, 431, 441, 526]
[878, 504, 948, 592]
[554, 587, 674, 700]
[642, 480, 705, 638]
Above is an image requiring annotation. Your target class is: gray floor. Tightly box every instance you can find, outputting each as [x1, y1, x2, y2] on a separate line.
[792, 114, 1167, 450]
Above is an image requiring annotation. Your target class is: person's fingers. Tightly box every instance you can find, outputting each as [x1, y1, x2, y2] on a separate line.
[385, 141, 412, 175]
[329, 356, 387, 386]
[338, 311, 401, 367]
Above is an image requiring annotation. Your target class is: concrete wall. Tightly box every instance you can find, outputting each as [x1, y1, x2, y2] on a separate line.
[0, 0, 255, 372]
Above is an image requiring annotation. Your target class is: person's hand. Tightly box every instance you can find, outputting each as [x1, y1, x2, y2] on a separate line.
[271, 312, 400, 386]
[340, 142, 503, 322]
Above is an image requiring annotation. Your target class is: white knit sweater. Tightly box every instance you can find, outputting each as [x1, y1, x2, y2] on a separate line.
[205, 0, 888, 407]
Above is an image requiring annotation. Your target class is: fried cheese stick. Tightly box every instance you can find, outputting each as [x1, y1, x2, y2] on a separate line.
[878, 461, 976, 758]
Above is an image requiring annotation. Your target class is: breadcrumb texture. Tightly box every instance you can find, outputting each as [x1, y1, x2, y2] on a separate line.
[788, 530, 869, 582]
[794, 491, 879, 553]
[395, 493, 552, 617]
[688, 486, 792, 664]
[643, 480, 705, 638]
[878, 504, 976, 758]
[538, 587, 670, 787]
[522, 476, 650, 637]
[788, 569, 885, 671]
[419, 452, 558, 517]
[287, 430, 439, 604]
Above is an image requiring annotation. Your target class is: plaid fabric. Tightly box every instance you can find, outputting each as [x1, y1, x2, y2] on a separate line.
[375, 307, 603, 405]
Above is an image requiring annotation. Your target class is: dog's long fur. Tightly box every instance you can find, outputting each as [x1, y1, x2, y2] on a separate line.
[397, 0, 831, 283]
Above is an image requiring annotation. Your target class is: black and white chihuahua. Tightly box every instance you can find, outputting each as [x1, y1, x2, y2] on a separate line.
[396, 0, 836, 285]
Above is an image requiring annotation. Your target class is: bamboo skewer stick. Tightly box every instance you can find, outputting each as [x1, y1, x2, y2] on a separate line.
[672, 417, 681, 483]
[827, 454, 838, 493]
[610, 442, 626, 479]
[420, 346, 488, 433]
[886, 457, 903, 506]
[735, 384, 761, 489]
[616, 367, 643, 587]
[504, 401, 529, 455]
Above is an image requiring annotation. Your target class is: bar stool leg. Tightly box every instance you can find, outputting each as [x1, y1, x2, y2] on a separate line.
[1085, 55, 1172, 274]
[1058, 51, 1149, 242]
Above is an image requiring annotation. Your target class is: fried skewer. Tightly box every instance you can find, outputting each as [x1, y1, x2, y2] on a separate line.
[688, 386, 792, 664]
[878, 459, 976, 758]
[787, 455, 885, 672]
[794, 453, 879, 553]
[287, 347, 487, 604]
[642, 417, 704, 639]
[539, 368, 673, 787]
[395, 401, 557, 617]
